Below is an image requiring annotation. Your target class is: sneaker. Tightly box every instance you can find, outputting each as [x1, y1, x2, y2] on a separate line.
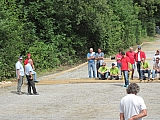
[27, 93, 33, 95]
[123, 84, 127, 87]
[159, 78, 160, 80]
[151, 78, 154, 81]
[18, 92, 23, 95]
[34, 81, 39, 83]
[34, 93, 39, 95]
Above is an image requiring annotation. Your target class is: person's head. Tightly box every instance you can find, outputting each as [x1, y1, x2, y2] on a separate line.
[98, 48, 101, 53]
[27, 53, 31, 59]
[127, 83, 140, 95]
[90, 48, 93, 53]
[112, 63, 116, 68]
[102, 62, 106, 68]
[18, 56, 23, 62]
[141, 58, 145, 63]
[156, 50, 159, 55]
[28, 59, 32, 64]
[156, 57, 160, 63]
[138, 46, 141, 52]
[129, 47, 133, 52]
[119, 49, 122, 54]
[121, 51, 125, 57]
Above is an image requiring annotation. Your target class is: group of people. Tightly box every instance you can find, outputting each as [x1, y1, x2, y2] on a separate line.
[15, 53, 39, 95]
[87, 46, 160, 86]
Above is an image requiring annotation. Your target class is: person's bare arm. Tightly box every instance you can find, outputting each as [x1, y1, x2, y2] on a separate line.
[120, 113, 124, 120]
[129, 109, 147, 120]
[17, 69, 20, 80]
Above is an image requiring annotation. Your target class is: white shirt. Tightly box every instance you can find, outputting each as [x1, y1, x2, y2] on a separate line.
[138, 52, 141, 61]
[25, 63, 34, 75]
[15, 61, 24, 77]
[120, 94, 147, 120]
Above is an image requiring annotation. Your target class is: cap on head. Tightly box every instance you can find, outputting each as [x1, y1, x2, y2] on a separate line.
[121, 52, 125, 55]
[112, 63, 115, 66]
[19, 56, 23, 59]
[138, 46, 141, 49]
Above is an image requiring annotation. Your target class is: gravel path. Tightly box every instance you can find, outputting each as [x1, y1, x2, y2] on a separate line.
[0, 39, 160, 120]
[0, 83, 160, 120]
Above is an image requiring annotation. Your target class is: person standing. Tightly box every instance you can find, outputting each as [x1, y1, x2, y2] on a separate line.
[98, 62, 108, 80]
[153, 50, 160, 63]
[121, 52, 130, 87]
[120, 83, 147, 120]
[135, 46, 146, 79]
[116, 50, 122, 77]
[25, 59, 39, 95]
[24, 53, 38, 82]
[15, 56, 25, 95]
[87, 48, 96, 78]
[126, 47, 136, 80]
[95, 48, 104, 78]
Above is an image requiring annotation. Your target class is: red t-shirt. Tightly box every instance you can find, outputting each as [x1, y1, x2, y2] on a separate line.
[121, 56, 130, 70]
[24, 58, 33, 65]
[126, 51, 135, 64]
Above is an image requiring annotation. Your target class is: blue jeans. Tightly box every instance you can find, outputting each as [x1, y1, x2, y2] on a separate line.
[98, 72, 108, 79]
[88, 62, 96, 78]
[140, 69, 151, 79]
[152, 69, 160, 78]
[122, 70, 129, 85]
[32, 71, 38, 81]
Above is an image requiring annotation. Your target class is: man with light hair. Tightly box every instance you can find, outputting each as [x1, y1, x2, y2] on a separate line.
[126, 47, 136, 80]
[25, 59, 39, 95]
[120, 83, 147, 120]
[87, 48, 96, 78]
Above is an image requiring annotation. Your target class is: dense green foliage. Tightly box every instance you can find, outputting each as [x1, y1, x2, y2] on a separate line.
[0, 0, 160, 80]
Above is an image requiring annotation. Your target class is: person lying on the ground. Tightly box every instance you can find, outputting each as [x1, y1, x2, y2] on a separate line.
[140, 58, 151, 82]
[109, 63, 119, 80]
[151, 57, 160, 80]
[98, 62, 109, 80]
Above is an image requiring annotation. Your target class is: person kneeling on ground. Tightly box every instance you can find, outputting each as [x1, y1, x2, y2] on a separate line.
[152, 57, 160, 80]
[98, 62, 108, 80]
[140, 58, 151, 82]
[110, 63, 119, 80]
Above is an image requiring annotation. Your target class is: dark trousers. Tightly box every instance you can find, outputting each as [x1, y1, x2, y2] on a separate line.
[26, 75, 37, 94]
[137, 61, 141, 79]
[96, 63, 101, 77]
[110, 75, 119, 80]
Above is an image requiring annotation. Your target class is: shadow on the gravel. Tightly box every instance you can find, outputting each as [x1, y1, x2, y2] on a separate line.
[112, 84, 123, 87]
[10, 91, 28, 95]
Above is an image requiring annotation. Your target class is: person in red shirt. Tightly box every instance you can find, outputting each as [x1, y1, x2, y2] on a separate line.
[134, 46, 146, 79]
[121, 52, 131, 87]
[126, 47, 136, 80]
[24, 53, 38, 82]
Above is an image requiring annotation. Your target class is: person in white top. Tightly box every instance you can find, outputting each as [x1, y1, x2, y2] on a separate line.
[153, 50, 160, 63]
[15, 56, 25, 95]
[120, 83, 147, 120]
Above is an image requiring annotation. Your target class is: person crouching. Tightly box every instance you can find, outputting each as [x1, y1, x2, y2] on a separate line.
[98, 62, 109, 80]
[110, 63, 119, 80]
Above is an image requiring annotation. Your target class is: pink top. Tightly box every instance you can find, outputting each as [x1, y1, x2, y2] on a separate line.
[116, 54, 122, 63]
